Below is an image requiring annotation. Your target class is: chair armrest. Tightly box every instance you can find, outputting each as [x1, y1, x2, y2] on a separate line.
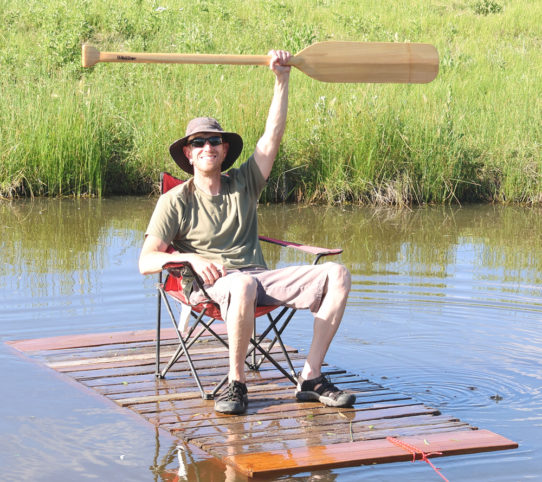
[161, 261, 200, 287]
[259, 235, 343, 260]
[162, 261, 194, 278]
[161, 261, 214, 302]
[162, 261, 191, 271]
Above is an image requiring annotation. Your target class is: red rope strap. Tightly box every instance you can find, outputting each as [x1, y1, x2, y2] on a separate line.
[386, 436, 449, 482]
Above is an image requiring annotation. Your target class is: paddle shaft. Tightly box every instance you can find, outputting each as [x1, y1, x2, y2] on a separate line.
[87, 48, 284, 67]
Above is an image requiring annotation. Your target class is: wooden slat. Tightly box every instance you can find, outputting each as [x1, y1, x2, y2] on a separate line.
[204, 423, 474, 459]
[47, 344, 229, 368]
[51, 344, 296, 372]
[80, 358, 309, 389]
[224, 429, 518, 477]
[134, 387, 411, 418]
[46, 337, 298, 370]
[98, 367, 351, 397]
[87, 358, 309, 392]
[117, 377, 370, 407]
[70, 350, 305, 381]
[184, 405, 441, 444]
[205, 425, 474, 459]
[151, 399, 419, 428]
[181, 406, 446, 448]
[34, 338, 184, 363]
[6, 325, 227, 352]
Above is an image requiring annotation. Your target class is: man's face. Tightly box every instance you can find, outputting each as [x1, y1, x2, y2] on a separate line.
[183, 133, 229, 174]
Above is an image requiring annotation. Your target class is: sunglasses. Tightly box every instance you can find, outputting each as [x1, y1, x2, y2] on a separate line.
[187, 136, 224, 148]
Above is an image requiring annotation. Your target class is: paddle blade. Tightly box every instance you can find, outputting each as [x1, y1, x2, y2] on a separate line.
[292, 41, 439, 84]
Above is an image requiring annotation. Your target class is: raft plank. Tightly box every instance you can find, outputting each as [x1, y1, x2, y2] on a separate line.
[7, 325, 227, 352]
[204, 426, 472, 459]
[201, 422, 474, 459]
[90, 360, 310, 394]
[120, 380, 387, 409]
[204, 414, 467, 443]
[47, 344, 229, 368]
[98, 369, 356, 397]
[224, 429, 518, 477]
[51, 344, 296, 372]
[109, 375, 372, 401]
[80, 358, 310, 389]
[70, 350, 304, 380]
[181, 405, 442, 444]
[152, 401, 422, 427]
[133, 389, 412, 417]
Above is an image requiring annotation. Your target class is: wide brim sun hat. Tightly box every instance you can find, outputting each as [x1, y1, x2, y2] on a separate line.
[169, 117, 243, 175]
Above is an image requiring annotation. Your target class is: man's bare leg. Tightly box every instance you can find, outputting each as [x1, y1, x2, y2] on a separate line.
[224, 275, 257, 383]
[214, 275, 256, 414]
[301, 263, 352, 380]
[295, 264, 355, 407]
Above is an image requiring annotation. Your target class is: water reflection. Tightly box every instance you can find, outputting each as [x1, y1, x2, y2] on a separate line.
[3, 200, 542, 289]
[1, 199, 542, 480]
[1, 197, 151, 271]
[258, 204, 542, 285]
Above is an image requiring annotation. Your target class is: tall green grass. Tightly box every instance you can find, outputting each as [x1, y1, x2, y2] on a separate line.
[1, 0, 540, 203]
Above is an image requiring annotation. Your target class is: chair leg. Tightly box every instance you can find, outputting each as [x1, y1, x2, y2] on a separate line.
[248, 335, 297, 384]
[266, 310, 298, 377]
[251, 315, 257, 368]
[246, 307, 288, 368]
[212, 373, 230, 398]
[247, 307, 297, 384]
[155, 275, 163, 378]
[159, 289, 223, 400]
[162, 330, 213, 400]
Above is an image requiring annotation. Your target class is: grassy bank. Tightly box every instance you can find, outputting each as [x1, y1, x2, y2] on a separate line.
[1, 0, 540, 203]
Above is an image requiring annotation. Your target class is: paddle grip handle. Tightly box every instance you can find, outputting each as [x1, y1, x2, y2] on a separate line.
[82, 45, 301, 68]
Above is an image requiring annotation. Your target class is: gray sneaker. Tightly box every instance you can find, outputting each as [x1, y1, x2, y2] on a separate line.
[214, 380, 248, 415]
[296, 373, 355, 407]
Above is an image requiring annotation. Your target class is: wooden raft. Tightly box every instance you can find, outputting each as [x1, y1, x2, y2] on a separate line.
[6, 327, 517, 477]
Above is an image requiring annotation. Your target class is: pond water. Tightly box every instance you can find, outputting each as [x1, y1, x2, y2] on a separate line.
[1, 198, 541, 481]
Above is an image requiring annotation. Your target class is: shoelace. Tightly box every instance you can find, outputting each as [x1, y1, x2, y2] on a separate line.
[223, 382, 244, 401]
[318, 376, 341, 396]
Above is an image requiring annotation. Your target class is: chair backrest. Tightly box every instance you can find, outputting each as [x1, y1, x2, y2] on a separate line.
[160, 172, 183, 194]
[159, 172, 186, 257]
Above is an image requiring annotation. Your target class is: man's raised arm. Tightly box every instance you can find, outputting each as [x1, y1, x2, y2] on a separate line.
[254, 49, 291, 180]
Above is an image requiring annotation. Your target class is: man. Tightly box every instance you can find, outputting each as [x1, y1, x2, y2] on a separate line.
[139, 50, 354, 415]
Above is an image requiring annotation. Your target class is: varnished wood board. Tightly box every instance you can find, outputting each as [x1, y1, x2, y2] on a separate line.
[6, 326, 227, 352]
[224, 429, 518, 477]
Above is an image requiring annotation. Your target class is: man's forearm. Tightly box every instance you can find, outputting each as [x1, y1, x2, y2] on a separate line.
[255, 73, 290, 178]
[139, 250, 188, 275]
[254, 50, 291, 179]
[264, 74, 290, 148]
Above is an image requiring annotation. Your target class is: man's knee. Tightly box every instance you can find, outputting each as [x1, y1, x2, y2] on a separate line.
[229, 274, 258, 303]
[326, 262, 351, 293]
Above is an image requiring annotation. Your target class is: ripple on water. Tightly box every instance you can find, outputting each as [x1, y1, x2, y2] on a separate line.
[340, 273, 542, 419]
[380, 367, 542, 413]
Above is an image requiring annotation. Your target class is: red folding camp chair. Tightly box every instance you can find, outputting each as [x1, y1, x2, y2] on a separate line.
[154, 172, 343, 400]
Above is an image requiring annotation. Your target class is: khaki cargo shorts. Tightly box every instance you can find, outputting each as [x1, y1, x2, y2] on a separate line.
[189, 262, 339, 320]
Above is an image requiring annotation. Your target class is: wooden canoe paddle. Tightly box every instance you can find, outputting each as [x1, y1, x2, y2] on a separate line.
[82, 41, 438, 84]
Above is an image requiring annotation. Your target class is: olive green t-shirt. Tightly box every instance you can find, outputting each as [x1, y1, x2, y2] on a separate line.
[145, 155, 267, 269]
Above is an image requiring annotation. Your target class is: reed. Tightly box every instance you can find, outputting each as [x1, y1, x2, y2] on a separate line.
[1, 0, 540, 204]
